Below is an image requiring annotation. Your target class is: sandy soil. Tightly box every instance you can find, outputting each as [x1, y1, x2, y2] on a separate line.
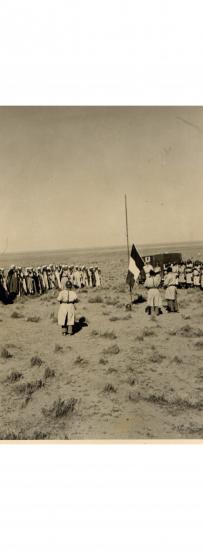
[0, 278, 203, 440]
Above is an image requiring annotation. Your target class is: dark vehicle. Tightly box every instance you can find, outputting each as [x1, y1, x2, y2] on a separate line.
[143, 252, 182, 270]
[139, 252, 183, 284]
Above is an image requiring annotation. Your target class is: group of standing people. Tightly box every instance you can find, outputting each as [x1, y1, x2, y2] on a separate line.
[0, 264, 102, 304]
[144, 265, 188, 315]
[144, 259, 203, 290]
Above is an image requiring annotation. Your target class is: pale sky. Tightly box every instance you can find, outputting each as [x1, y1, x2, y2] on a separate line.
[0, 107, 203, 253]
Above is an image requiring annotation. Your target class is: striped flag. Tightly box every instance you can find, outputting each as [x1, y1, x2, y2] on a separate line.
[126, 244, 144, 288]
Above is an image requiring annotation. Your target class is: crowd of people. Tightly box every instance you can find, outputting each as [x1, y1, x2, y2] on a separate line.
[0, 264, 102, 303]
[143, 259, 203, 289]
[143, 259, 203, 316]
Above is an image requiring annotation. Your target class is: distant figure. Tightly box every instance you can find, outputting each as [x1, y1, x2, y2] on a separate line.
[57, 280, 78, 336]
[164, 267, 178, 312]
[144, 269, 162, 316]
[6, 265, 19, 300]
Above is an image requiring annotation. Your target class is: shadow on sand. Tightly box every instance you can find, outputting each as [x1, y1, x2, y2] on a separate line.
[73, 316, 88, 335]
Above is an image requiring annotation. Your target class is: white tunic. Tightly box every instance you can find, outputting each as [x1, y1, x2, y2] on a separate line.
[57, 289, 77, 326]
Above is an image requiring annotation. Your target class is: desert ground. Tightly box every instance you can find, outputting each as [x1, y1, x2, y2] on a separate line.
[0, 252, 203, 440]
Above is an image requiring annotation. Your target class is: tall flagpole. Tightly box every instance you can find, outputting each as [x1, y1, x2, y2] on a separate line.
[125, 194, 130, 264]
[125, 194, 132, 307]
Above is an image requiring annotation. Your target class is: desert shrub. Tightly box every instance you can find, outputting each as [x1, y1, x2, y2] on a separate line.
[74, 355, 88, 365]
[27, 316, 40, 323]
[0, 431, 24, 440]
[42, 397, 77, 418]
[6, 371, 23, 383]
[32, 431, 49, 440]
[1, 347, 13, 359]
[99, 357, 109, 365]
[21, 396, 32, 408]
[107, 366, 117, 374]
[54, 344, 63, 353]
[109, 316, 120, 322]
[136, 334, 144, 342]
[103, 383, 117, 393]
[172, 355, 183, 364]
[103, 344, 120, 355]
[182, 314, 191, 320]
[170, 324, 203, 338]
[0, 430, 49, 440]
[10, 310, 24, 319]
[149, 350, 166, 363]
[30, 355, 43, 367]
[100, 331, 117, 340]
[105, 298, 119, 306]
[44, 367, 55, 379]
[88, 295, 103, 304]
[143, 392, 203, 411]
[102, 311, 110, 316]
[143, 327, 156, 337]
[16, 379, 45, 398]
[194, 341, 203, 349]
[91, 330, 99, 336]
[127, 376, 136, 386]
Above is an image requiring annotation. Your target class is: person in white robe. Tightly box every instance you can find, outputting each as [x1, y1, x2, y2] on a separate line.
[144, 269, 162, 316]
[164, 267, 178, 312]
[57, 280, 78, 335]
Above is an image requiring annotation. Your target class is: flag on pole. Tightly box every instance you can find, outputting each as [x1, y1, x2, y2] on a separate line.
[126, 244, 144, 288]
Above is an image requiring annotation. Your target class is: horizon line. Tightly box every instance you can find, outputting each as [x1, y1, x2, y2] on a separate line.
[1, 239, 203, 256]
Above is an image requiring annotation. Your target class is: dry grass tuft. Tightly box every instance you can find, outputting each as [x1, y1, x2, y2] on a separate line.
[194, 341, 203, 349]
[149, 350, 166, 363]
[100, 330, 117, 340]
[127, 376, 136, 386]
[170, 324, 203, 338]
[32, 431, 49, 440]
[30, 355, 43, 367]
[44, 366, 55, 379]
[143, 327, 156, 337]
[88, 295, 103, 304]
[172, 355, 183, 364]
[54, 344, 63, 353]
[103, 344, 120, 355]
[109, 316, 120, 322]
[103, 383, 117, 393]
[0, 431, 49, 440]
[27, 316, 41, 323]
[16, 379, 45, 398]
[91, 329, 99, 336]
[107, 366, 117, 374]
[136, 334, 144, 342]
[6, 371, 23, 383]
[1, 347, 13, 359]
[10, 310, 24, 319]
[42, 397, 77, 418]
[105, 297, 119, 306]
[74, 355, 88, 365]
[99, 357, 109, 365]
[123, 314, 132, 320]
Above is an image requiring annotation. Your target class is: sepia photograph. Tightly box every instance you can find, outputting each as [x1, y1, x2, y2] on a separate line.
[0, 106, 203, 440]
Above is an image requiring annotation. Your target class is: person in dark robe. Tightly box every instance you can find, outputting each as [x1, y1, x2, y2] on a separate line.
[6, 266, 19, 300]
